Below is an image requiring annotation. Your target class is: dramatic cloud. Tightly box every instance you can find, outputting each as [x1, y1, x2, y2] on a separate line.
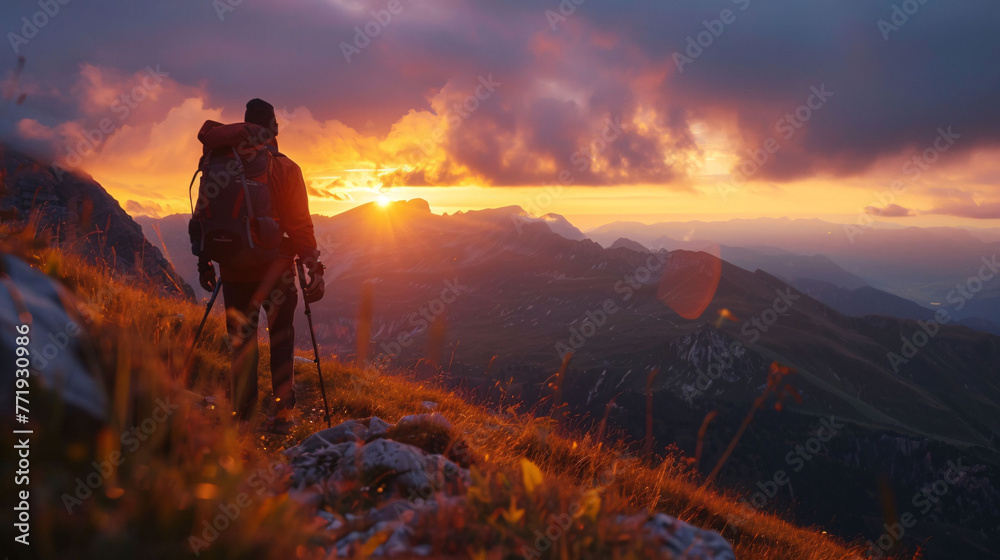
[2, 0, 1000, 197]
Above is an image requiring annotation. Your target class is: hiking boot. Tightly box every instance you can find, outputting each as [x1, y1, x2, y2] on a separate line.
[265, 415, 299, 435]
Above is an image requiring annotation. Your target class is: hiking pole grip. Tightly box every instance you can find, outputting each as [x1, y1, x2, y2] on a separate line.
[296, 258, 332, 427]
[295, 259, 310, 309]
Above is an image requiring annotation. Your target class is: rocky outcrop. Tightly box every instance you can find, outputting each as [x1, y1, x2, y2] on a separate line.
[0, 253, 107, 422]
[285, 414, 470, 557]
[0, 145, 193, 299]
[285, 414, 736, 558]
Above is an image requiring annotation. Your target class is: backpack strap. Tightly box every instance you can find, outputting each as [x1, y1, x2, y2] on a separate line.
[232, 147, 255, 220]
[187, 169, 201, 216]
[230, 147, 259, 250]
[188, 151, 212, 215]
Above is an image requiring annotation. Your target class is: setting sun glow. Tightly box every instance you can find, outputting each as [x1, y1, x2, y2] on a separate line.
[377, 195, 391, 207]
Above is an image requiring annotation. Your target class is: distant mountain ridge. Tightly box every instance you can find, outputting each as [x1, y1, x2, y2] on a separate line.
[588, 217, 1000, 326]
[609, 237, 651, 252]
[0, 145, 193, 299]
[792, 278, 932, 320]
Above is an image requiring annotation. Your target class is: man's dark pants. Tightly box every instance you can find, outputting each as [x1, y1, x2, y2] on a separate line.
[222, 266, 298, 421]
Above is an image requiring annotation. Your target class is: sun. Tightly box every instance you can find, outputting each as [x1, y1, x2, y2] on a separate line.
[377, 195, 391, 207]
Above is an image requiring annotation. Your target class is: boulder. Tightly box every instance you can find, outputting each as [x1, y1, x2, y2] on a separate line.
[616, 512, 738, 559]
[286, 416, 471, 556]
[0, 253, 107, 421]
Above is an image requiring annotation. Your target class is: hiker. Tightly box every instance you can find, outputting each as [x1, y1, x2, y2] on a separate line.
[189, 98, 325, 431]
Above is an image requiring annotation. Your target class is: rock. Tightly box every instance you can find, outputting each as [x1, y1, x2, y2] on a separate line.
[345, 439, 465, 496]
[385, 412, 473, 467]
[0, 253, 107, 421]
[370, 495, 467, 525]
[287, 485, 325, 509]
[288, 441, 358, 487]
[376, 522, 413, 556]
[333, 520, 413, 557]
[317, 510, 344, 532]
[285, 415, 472, 557]
[288, 416, 395, 459]
[351, 439, 428, 481]
[366, 416, 391, 439]
[410, 544, 432, 556]
[292, 420, 368, 454]
[396, 412, 452, 432]
[286, 416, 737, 559]
[619, 513, 737, 559]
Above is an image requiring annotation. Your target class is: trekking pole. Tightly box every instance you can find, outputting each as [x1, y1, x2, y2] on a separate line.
[193, 282, 222, 347]
[296, 259, 332, 428]
[183, 281, 222, 374]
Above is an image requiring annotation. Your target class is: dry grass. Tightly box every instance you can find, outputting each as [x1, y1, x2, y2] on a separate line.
[1, 229, 881, 559]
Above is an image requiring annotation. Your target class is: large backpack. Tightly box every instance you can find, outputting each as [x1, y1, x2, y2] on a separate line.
[188, 121, 282, 269]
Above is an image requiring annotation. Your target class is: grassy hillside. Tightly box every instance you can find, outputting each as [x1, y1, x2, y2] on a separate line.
[1, 231, 877, 559]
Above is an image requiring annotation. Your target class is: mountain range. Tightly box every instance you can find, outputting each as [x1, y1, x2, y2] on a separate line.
[588, 218, 1000, 327]
[135, 199, 1000, 558]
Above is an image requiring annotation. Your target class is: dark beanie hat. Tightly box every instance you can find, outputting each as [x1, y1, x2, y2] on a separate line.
[245, 98, 278, 136]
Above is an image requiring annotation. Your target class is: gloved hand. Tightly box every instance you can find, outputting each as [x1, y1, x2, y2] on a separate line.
[198, 261, 218, 292]
[303, 261, 325, 303]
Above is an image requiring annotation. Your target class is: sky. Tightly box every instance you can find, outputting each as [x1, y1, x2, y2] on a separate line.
[2, 0, 999, 231]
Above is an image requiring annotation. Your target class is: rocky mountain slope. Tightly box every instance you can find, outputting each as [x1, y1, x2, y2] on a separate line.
[0, 144, 192, 299]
